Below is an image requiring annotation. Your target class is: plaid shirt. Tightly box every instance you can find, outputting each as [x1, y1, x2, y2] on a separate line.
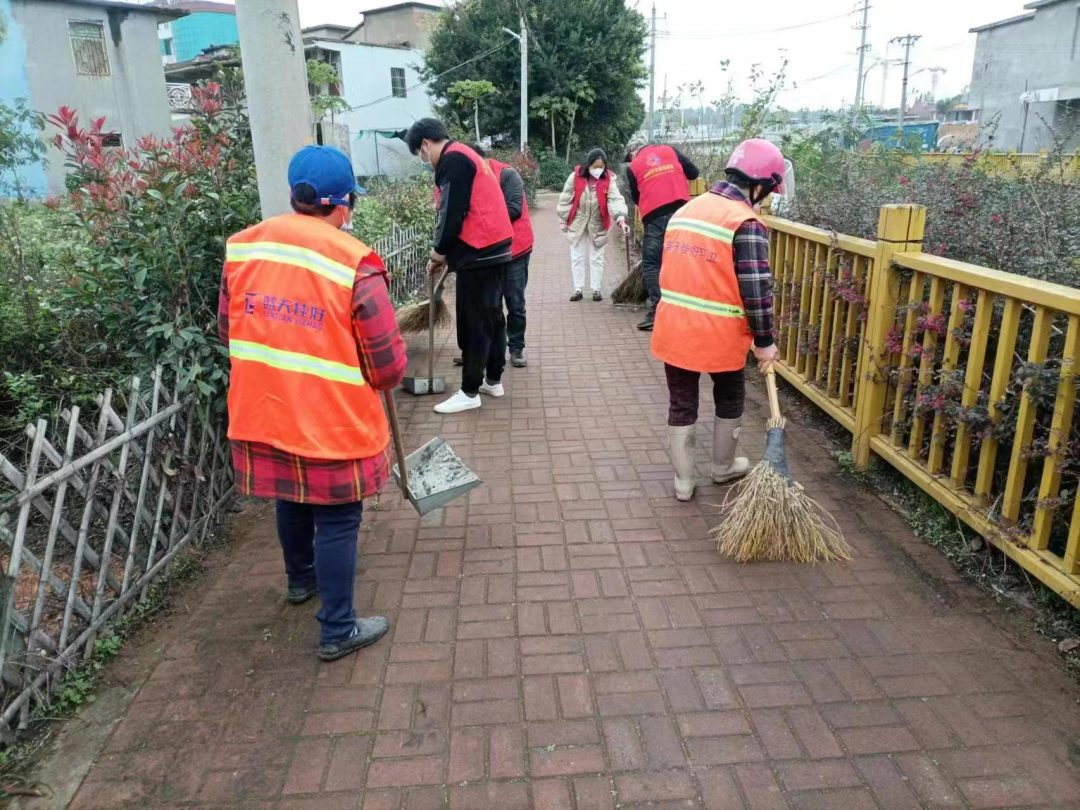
[712, 181, 775, 347]
[218, 250, 407, 505]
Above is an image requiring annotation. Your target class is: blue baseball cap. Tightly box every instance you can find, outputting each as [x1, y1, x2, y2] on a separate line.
[288, 145, 364, 206]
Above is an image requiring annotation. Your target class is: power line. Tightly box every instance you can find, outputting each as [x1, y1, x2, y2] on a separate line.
[660, 8, 858, 39]
[343, 36, 518, 113]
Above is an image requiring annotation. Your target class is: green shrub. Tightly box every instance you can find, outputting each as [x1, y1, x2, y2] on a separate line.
[535, 149, 572, 191]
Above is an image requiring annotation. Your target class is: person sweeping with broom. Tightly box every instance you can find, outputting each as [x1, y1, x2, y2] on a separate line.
[650, 139, 782, 502]
[405, 119, 514, 414]
[625, 137, 700, 330]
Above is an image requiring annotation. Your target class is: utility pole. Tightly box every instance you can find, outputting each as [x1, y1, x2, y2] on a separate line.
[235, 0, 312, 218]
[648, 2, 657, 141]
[520, 15, 528, 151]
[851, 0, 870, 122]
[891, 34, 921, 134]
[502, 17, 528, 151]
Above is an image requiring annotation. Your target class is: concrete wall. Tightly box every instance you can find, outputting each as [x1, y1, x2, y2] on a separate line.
[969, 0, 1080, 151]
[0, 0, 47, 196]
[359, 6, 436, 50]
[312, 40, 432, 179]
[10, 0, 172, 195]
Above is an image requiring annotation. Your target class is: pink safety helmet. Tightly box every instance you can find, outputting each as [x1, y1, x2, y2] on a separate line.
[725, 138, 786, 194]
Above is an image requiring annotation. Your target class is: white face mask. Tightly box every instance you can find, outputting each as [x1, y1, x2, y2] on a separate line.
[419, 142, 434, 171]
[339, 206, 353, 232]
[589, 167, 604, 179]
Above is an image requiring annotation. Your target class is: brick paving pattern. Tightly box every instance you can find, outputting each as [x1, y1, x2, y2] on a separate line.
[70, 198, 1080, 809]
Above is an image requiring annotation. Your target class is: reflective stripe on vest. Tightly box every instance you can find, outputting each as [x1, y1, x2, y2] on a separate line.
[665, 218, 736, 244]
[229, 339, 367, 386]
[660, 289, 746, 319]
[225, 241, 356, 289]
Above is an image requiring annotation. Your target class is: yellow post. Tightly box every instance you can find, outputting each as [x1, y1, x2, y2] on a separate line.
[852, 205, 926, 468]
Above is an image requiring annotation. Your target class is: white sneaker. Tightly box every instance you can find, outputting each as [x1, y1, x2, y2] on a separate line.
[434, 390, 481, 414]
[479, 379, 504, 397]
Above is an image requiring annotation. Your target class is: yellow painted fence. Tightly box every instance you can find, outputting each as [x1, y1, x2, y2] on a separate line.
[903, 151, 1080, 177]
[763, 205, 1080, 607]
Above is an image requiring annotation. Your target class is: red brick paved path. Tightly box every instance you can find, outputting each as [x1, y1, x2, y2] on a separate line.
[70, 198, 1080, 809]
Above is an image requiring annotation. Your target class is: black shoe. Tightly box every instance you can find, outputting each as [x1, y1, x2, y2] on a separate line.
[287, 582, 318, 604]
[453, 356, 463, 366]
[570, 291, 583, 302]
[637, 314, 655, 331]
[511, 350, 527, 367]
[318, 616, 390, 662]
[592, 291, 603, 302]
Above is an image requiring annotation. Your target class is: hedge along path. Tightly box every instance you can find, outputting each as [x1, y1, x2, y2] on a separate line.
[59, 197, 1080, 810]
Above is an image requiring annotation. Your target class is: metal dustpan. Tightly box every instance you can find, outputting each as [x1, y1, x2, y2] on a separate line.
[392, 436, 482, 515]
[384, 391, 481, 515]
[402, 267, 448, 396]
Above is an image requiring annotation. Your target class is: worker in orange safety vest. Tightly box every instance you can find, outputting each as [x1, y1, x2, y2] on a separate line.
[650, 139, 784, 502]
[220, 145, 406, 661]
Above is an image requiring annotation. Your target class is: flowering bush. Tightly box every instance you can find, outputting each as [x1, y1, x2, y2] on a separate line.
[1, 67, 258, 448]
[353, 174, 436, 244]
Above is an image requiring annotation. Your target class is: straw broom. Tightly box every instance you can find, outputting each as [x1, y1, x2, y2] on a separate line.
[397, 266, 452, 334]
[712, 368, 853, 564]
[612, 231, 649, 305]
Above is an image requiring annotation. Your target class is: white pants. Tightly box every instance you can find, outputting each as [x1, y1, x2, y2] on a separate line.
[570, 235, 605, 292]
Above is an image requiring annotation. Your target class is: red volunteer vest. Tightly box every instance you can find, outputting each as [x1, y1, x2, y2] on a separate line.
[224, 214, 390, 460]
[442, 142, 513, 249]
[567, 169, 611, 231]
[630, 145, 691, 218]
[489, 158, 534, 258]
[651, 193, 762, 373]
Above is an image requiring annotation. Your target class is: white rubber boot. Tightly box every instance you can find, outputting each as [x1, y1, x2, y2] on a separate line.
[670, 425, 697, 501]
[712, 417, 750, 483]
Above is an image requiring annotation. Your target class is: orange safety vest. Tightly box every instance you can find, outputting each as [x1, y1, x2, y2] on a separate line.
[650, 193, 761, 373]
[224, 213, 390, 460]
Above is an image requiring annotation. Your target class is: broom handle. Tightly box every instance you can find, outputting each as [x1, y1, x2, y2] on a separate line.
[384, 390, 410, 494]
[765, 367, 782, 423]
[429, 266, 450, 388]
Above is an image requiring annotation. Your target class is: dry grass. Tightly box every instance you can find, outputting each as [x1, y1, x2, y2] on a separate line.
[712, 417, 853, 564]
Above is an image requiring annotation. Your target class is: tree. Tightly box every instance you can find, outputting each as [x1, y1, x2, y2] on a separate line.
[423, 0, 647, 156]
[562, 77, 595, 163]
[448, 79, 498, 141]
[306, 59, 350, 127]
[0, 100, 44, 198]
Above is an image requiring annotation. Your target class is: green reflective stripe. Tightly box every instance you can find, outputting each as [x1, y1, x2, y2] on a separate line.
[661, 289, 746, 318]
[226, 241, 355, 289]
[667, 218, 736, 243]
[229, 339, 366, 386]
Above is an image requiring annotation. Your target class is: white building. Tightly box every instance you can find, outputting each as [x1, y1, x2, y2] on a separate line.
[305, 38, 432, 179]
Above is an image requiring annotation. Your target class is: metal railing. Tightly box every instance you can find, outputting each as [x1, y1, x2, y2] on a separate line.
[764, 204, 1080, 607]
[375, 225, 431, 305]
[0, 369, 234, 727]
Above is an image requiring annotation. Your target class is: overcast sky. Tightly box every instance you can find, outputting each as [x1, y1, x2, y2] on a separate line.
[291, 0, 1026, 110]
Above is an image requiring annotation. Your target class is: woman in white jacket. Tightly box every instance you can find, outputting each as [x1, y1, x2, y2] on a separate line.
[557, 148, 630, 301]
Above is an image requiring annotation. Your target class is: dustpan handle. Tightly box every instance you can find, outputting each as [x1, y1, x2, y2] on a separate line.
[384, 390, 410, 495]
[764, 367, 782, 423]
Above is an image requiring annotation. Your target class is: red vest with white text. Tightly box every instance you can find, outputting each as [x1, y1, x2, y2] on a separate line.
[630, 145, 691, 218]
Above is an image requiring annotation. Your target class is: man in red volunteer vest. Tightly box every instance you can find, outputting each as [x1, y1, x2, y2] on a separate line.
[650, 139, 782, 502]
[625, 137, 700, 331]
[219, 145, 406, 661]
[453, 144, 534, 367]
[405, 119, 514, 413]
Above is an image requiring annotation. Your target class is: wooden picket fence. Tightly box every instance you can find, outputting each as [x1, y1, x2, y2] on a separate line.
[765, 204, 1080, 607]
[0, 368, 234, 728]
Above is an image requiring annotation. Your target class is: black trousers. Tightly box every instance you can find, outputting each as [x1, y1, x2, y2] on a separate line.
[504, 254, 530, 352]
[456, 264, 508, 395]
[642, 212, 675, 314]
[664, 363, 746, 427]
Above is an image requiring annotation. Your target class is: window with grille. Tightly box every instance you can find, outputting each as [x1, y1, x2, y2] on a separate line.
[70, 21, 109, 76]
[102, 133, 123, 148]
[391, 67, 407, 99]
